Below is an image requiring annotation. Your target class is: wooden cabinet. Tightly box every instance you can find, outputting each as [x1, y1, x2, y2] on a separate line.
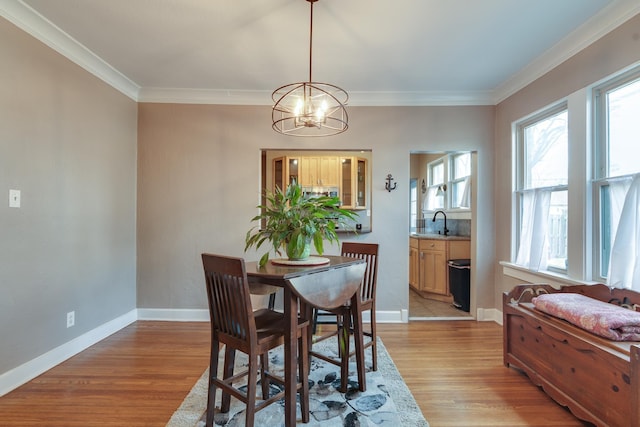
[273, 156, 299, 190]
[340, 156, 368, 209]
[419, 239, 447, 295]
[299, 156, 339, 187]
[356, 158, 367, 208]
[409, 237, 470, 302]
[409, 238, 420, 288]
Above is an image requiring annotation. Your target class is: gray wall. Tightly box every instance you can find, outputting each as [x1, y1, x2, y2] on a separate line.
[493, 14, 640, 306]
[0, 18, 138, 374]
[137, 104, 496, 315]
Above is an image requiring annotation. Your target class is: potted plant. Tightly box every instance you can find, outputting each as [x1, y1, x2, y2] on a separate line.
[245, 182, 358, 267]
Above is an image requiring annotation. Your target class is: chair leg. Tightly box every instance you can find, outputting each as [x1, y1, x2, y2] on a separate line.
[220, 346, 235, 413]
[312, 307, 319, 335]
[370, 305, 378, 371]
[260, 354, 270, 399]
[245, 353, 258, 427]
[206, 340, 221, 427]
[268, 292, 276, 310]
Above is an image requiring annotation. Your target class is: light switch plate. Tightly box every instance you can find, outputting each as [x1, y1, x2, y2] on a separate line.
[9, 189, 20, 208]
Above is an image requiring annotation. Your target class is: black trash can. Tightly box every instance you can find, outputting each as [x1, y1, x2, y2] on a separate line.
[448, 259, 471, 312]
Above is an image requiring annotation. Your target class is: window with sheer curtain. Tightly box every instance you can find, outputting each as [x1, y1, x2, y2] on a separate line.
[593, 72, 640, 287]
[424, 158, 445, 211]
[514, 105, 568, 272]
[509, 64, 640, 284]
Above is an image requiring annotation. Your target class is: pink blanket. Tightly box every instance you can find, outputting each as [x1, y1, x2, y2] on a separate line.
[532, 293, 640, 341]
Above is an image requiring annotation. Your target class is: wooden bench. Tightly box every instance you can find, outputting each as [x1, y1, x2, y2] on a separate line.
[503, 283, 640, 427]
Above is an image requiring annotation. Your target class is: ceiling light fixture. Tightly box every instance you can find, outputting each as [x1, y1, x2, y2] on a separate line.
[272, 0, 348, 137]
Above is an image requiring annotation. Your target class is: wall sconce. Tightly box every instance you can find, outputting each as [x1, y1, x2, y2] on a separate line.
[436, 184, 447, 196]
[385, 174, 397, 192]
[421, 179, 426, 194]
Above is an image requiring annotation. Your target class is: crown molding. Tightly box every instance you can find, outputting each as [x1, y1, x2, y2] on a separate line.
[0, 0, 140, 100]
[3, 0, 638, 106]
[138, 87, 495, 106]
[137, 87, 273, 105]
[492, 0, 640, 104]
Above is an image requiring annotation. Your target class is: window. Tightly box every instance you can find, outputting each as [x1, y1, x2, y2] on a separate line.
[593, 71, 640, 279]
[410, 178, 418, 232]
[425, 158, 445, 211]
[424, 153, 471, 212]
[514, 104, 568, 272]
[451, 152, 471, 208]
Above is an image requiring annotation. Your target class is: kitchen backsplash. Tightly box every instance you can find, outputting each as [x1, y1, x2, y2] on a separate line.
[414, 218, 471, 237]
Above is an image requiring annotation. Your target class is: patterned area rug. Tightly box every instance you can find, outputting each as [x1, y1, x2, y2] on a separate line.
[166, 337, 429, 427]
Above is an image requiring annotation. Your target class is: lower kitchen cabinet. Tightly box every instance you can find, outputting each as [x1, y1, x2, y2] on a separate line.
[409, 237, 470, 302]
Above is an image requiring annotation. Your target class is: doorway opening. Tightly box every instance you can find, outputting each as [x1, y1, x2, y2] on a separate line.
[409, 151, 475, 321]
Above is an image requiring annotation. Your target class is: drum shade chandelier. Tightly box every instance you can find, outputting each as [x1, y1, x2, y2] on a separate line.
[272, 0, 349, 137]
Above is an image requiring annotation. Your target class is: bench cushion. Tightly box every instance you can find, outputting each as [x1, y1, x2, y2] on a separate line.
[532, 293, 640, 341]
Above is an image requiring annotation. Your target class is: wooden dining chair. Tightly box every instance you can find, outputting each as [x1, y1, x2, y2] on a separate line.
[309, 242, 379, 390]
[201, 253, 309, 427]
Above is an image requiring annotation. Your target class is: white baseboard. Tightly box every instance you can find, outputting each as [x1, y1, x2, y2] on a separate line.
[0, 309, 137, 397]
[476, 308, 503, 324]
[136, 308, 410, 323]
[136, 308, 209, 322]
[374, 309, 409, 323]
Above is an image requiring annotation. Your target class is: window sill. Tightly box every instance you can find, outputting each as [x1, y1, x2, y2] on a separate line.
[500, 261, 599, 289]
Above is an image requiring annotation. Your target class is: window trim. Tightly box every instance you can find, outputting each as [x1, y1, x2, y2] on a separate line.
[513, 101, 569, 273]
[591, 67, 640, 281]
[425, 152, 472, 213]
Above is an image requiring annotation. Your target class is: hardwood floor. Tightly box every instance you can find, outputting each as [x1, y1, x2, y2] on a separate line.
[409, 287, 473, 318]
[0, 321, 590, 426]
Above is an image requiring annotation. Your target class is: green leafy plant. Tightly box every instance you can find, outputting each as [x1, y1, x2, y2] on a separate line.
[245, 182, 358, 267]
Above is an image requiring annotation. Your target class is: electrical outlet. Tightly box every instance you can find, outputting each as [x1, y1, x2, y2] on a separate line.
[66, 311, 75, 328]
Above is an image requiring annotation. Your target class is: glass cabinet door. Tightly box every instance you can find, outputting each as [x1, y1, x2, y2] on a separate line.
[340, 158, 353, 207]
[357, 158, 367, 209]
[288, 158, 299, 186]
[273, 157, 284, 191]
[273, 156, 300, 191]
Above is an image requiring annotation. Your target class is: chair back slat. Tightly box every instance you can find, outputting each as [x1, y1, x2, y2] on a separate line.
[341, 242, 379, 302]
[202, 254, 255, 343]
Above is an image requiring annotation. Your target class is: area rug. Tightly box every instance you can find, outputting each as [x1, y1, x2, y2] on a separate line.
[166, 337, 429, 427]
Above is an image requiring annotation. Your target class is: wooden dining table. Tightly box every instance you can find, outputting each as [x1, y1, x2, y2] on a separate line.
[246, 255, 367, 427]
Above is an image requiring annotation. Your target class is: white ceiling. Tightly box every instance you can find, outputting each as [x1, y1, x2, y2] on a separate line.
[2, 0, 639, 105]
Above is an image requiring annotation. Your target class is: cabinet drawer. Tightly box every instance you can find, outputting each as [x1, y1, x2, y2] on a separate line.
[410, 238, 419, 249]
[419, 239, 446, 252]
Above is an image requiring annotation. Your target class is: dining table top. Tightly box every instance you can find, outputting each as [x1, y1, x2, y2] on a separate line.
[245, 255, 365, 278]
[246, 255, 366, 310]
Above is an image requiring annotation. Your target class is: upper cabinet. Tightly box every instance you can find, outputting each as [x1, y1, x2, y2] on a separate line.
[273, 156, 300, 191]
[340, 156, 368, 210]
[299, 156, 339, 187]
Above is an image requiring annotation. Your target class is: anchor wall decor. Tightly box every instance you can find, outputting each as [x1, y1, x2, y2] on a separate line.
[385, 174, 397, 192]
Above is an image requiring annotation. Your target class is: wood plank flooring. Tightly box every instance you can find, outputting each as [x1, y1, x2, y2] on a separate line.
[0, 321, 591, 426]
[409, 287, 473, 318]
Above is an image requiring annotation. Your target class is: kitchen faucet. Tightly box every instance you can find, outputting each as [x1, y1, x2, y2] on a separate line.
[432, 210, 449, 236]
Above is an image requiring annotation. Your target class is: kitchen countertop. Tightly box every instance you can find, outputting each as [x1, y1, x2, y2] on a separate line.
[410, 233, 470, 241]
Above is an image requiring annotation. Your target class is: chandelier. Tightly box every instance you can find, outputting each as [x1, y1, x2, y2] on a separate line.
[272, 0, 349, 137]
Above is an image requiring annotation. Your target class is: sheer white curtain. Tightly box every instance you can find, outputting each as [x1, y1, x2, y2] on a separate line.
[516, 189, 552, 270]
[460, 176, 471, 208]
[608, 174, 640, 290]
